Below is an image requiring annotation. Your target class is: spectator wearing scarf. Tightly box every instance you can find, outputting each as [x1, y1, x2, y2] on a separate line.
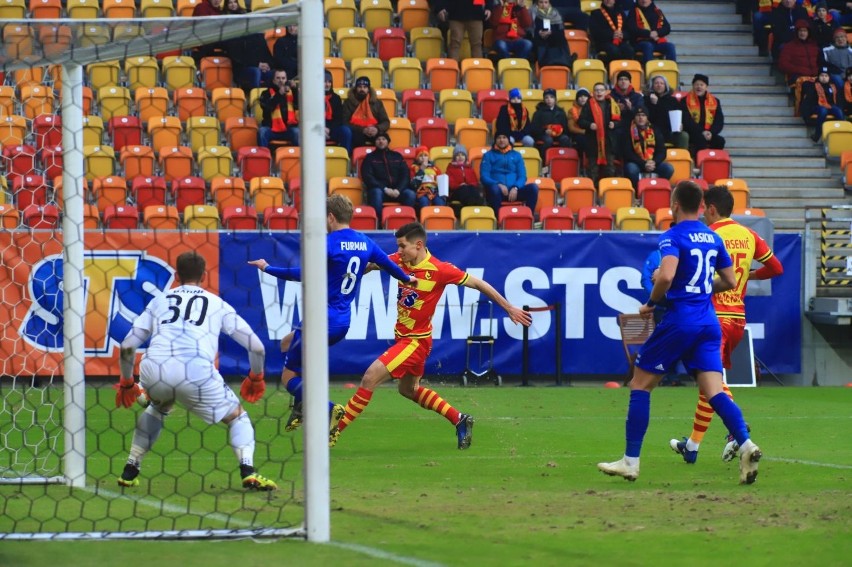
[410, 147, 446, 208]
[577, 82, 621, 182]
[490, 0, 534, 60]
[259, 69, 300, 148]
[531, 0, 573, 68]
[589, 0, 636, 66]
[496, 88, 536, 147]
[342, 76, 390, 148]
[610, 70, 645, 124]
[619, 106, 674, 189]
[567, 87, 590, 174]
[323, 71, 353, 156]
[681, 74, 726, 154]
[770, 0, 810, 60]
[626, 0, 676, 64]
[801, 67, 845, 141]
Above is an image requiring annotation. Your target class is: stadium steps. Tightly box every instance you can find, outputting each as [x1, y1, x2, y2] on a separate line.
[662, 0, 850, 232]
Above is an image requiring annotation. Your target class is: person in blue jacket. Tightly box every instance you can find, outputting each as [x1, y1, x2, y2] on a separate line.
[479, 132, 539, 217]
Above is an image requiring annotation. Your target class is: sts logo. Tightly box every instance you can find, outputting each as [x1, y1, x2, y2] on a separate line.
[20, 251, 174, 355]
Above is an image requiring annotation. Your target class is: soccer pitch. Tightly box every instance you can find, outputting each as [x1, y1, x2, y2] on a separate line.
[1, 384, 850, 566]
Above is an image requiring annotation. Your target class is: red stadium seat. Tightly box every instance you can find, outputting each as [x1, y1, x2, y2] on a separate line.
[498, 205, 534, 230]
[545, 147, 579, 183]
[577, 205, 614, 230]
[2, 144, 37, 180]
[476, 89, 509, 125]
[32, 114, 62, 150]
[103, 204, 139, 229]
[171, 176, 207, 212]
[373, 27, 407, 61]
[40, 144, 63, 181]
[12, 174, 48, 210]
[263, 205, 299, 230]
[382, 205, 417, 230]
[401, 89, 436, 124]
[107, 115, 143, 151]
[23, 203, 60, 229]
[696, 149, 732, 184]
[222, 205, 258, 230]
[414, 117, 449, 148]
[238, 146, 272, 182]
[637, 178, 672, 215]
[131, 176, 167, 210]
[351, 205, 378, 230]
[539, 206, 574, 230]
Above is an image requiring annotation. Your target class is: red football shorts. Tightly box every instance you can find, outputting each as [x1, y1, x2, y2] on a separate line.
[379, 336, 432, 379]
[719, 317, 746, 370]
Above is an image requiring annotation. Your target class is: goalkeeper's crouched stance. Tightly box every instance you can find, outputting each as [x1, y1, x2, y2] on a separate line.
[113, 251, 277, 491]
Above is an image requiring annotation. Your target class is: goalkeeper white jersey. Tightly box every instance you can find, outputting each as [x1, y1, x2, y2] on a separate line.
[132, 284, 255, 363]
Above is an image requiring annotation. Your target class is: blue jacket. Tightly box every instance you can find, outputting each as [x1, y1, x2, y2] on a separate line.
[480, 148, 527, 189]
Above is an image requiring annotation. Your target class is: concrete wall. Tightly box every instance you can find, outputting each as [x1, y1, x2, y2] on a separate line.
[791, 319, 852, 386]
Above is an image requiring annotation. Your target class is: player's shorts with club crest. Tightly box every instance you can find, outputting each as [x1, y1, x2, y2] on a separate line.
[635, 319, 723, 376]
[719, 317, 746, 370]
[380, 335, 433, 379]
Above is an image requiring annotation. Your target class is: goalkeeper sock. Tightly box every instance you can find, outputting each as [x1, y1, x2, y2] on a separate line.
[414, 386, 459, 425]
[689, 385, 733, 447]
[708, 392, 749, 446]
[337, 387, 373, 433]
[229, 411, 255, 467]
[625, 390, 651, 458]
[285, 376, 303, 405]
[128, 405, 165, 465]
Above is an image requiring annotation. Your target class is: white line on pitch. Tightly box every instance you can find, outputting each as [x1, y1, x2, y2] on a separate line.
[327, 541, 447, 567]
[764, 457, 852, 469]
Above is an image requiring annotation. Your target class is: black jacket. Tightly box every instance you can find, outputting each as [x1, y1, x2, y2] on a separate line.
[625, 2, 672, 43]
[620, 123, 668, 167]
[432, 0, 497, 22]
[259, 85, 299, 128]
[530, 102, 570, 139]
[589, 5, 634, 49]
[361, 148, 410, 191]
[681, 93, 725, 138]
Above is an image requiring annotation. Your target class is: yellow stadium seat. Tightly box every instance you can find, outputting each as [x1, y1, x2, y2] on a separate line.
[325, 146, 351, 180]
[519, 88, 544, 117]
[573, 58, 607, 92]
[388, 57, 423, 93]
[82, 115, 104, 146]
[336, 27, 370, 61]
[349, 58, 385, 89]
[67, 0, 100, 18]
[140, 0, 174, 18]
[359, 0, 394, 34]
[186, 116, 221, 153]
[183, 204, 220, 230]
[645, 60, 680, 90]
[162, 56, 197, 91]
[498, 58, 533, 92]
[821, 120, 852, 157]
[98, 86, 131, 121]
[664, 148, 694, 184]
[439, 89, 474, 125]
[86, 60, 121, 91]
[84, 145, 116, 181]
[515, 147, 542, 177]
[0, 0, 26, 18]
[324, 0, 357, 33]
[124, 56, 160, 91]
[460, 205, 496, 231]
[429, 145, 454, 172]
[409, 27, 444, 63]
[616, 206, 652, 231]
[78, 24, 110, 47]
[197, 146, 234, 181]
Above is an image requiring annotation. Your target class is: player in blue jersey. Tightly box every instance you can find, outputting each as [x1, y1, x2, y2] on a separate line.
[248, 194, 415, 434]
[597, 180, 763, 485]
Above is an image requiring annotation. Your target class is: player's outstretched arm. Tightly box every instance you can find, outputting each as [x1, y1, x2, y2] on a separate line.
[114, 327, 150, 408]
[751, 254, 783, 280]
[463, 276, 532, 326]
[248, 258, 302, 281]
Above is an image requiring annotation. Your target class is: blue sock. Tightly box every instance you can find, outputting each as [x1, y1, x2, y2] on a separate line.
[708, 392, 750, 446]
[286, 377, 303, 404]
[625, 390, 651, 458]
[328, 401, 335, 414]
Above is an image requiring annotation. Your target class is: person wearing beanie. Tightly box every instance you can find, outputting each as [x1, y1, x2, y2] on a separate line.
[625, 0, 676, 64]
[489, 0, 534, 60]
[577, 82, 621, 182]
[644, 74, 688, 149]
[531, 0, 574, 68]
[323, 70, 353, 156]
[820, 26, 852, 91]
[568, 87, 591, 172]
[681, 73, 726, 154]
[801, 66, 845, 142]
[342, 76, 391, 148]
[611, 70, 645, 123]
[496, 89, 535, 147]
[480, 133, 539, 215]
[618, 105, 674, 189]
[589, 0, 636, 67]
[445, 145, 485, 208]
[259, 68, 300, 149]
[811, 3, 839, 48]
[360, 131, 415, 216]
[531, 87, 572, 154]
[777, 18, 820, 86]
[410, 147, 446, 209]
[770, 0, 810, 60]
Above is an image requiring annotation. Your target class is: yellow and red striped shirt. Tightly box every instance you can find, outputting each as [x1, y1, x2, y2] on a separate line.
[710, 218, 774, 319]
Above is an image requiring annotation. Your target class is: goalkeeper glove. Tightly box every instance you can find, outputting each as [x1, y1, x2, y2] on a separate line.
[240, 371, 265, 403]
[114, 376, 142, 409]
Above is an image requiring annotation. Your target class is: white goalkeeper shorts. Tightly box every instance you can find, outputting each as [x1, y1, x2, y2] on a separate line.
[139, 357, 240, 425]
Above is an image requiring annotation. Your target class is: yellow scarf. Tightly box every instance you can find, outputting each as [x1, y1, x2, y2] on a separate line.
[500, 3, 521, 40]
[685, 91, 718, 130]
[630, 124, 656, 161]
[635, 4, 667, 43]
[589, 97, 621, 164]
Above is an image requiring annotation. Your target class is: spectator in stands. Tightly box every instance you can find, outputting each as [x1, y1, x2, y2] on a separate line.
[272, 25, 299, 85]
[842, 66, 852, 116]
[589, 0, 637, 67]
[750, 0, 781, 56]
[771, 0, 810, 60]
[682, 74, 726, 154]
[777, 19, 820, 86]
[619, 106, 674, 189]
[496, 88, 536, 147]
[361, 132, 415, 216]
[480, 132, 539, 215]
[258, 69, 300, 149]
[490, 0, 534, 61]
[323, 71, 353, 156]
[578, 82, 621, 182]
[410, 147, 446, 209]
[224, 0, 273, 95]
[531, 0, 574, 68]
[531, 88, 572, 154]
[644, 74, 688, 149]
[445, 145, 485, 207]
[626, 0, 677, 64]
[811, 2, 840, 48]
[820, 27, 852, 90]
[342, 77, 390, 148]
[434, 0, 496, 62]
[551, 0, 590, 31]
[193, 0, 225, 62]
[567, 87, 590, 174]
[801, 66, 845, 141]
[610, 70, 644, 124]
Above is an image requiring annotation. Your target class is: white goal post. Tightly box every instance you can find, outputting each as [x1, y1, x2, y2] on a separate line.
[0, 1, 331, 542]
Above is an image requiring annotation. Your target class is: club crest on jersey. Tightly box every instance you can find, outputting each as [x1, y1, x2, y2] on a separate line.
[398, 285, 419, 308]
[20, 252, 174, 354]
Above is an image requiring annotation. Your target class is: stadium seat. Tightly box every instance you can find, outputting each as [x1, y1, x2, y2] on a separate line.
[135, 87, 170, 125]
[103, 204, 139, 229]
[412, 117, 447, 149]
[140, 0, 174, 18]
[19, 84, 53, 121]
[210, 177, 247, 214]
[734, 207, 766, 217]
[519, 88, 544, 117]
[469, 145, 490, 177]
[498, 58, 533, 92]
[439, 89, 474, 125]
[565, 29, 590, 60]
[350, 58, 386, 89]
[78, 23, 109, 47]
[250, 176, 287, 211]
[561, 176, 596, 210]
[328, 176, 364, 206]
[572, 58, 607, 92]
[696, 149, 732, 184]
[84, 145, 116, 181]
[184, 204, 220, 230]
[374, 27, 407, 62]
[131, 176, 167, 210]
[40, 144, 64, 181]
[383, 117, 412, 150]
[538, 65, 572, 92]
[665, 148, 694, 184]
[199, 56, 234, 92]
[401, 89, 436, 124]
[263, 205, 299, 230]
[225, 116, 259, 152]
[0, 0, 26, 18]
[2, 144, 36, 180]
[102, 0, 135, 18]
[516, 147, 542, 177]
[162, 56, 197, 91]
[12, 174, 48, 210]
[143, 204, 180, 229]
[323, 57, 348, 90]
[237, 146, 272, 181]
[336, 26, 370, 61]
[360, 0, 393, 33]
[23, 203, 60, 229]
[276, 146, 301, 182]
[425, 58, 460, 93]
[222, 205, 258, 230]
[409, 27, 444, 63]
[350, 205, 378, 230]
[546, 147, 580, 182]
[388, 57, 423, 92]
[688, 177, 709, 192]
[498, 205, 534, 230]
[645, 60, 679, 91]
[211, 88, 246, 124]
[108, 116, 143, 152]
[555, 89, 576, 114]
[398, 0, 430, 32]
[454, 118, 489, 150]
[324, 0, 358, 33]
[197, 146, 234, 181]
[655, 207, 674, 230]
[86, 60, 121, 90]
[148, 116, 183, 154]
[420, 205, 456, 230]
[0, 203, 20, 229]
[82, 115, 104, 147]
[476, 89, 509, 125]
[83, 203, 101, 229]
[461, 58, 496, 94]
[539, 206, 574, 230]
[529, 177, 557, 214]
[609, 60, 644, 91]
[325, 146, 351, 180]
[821, 120, 852, 157]
[577, 205, 614, 230]
[616, 206, 652, 231]
[91, 175, 127, 210]
[429, 145, 454, 172]
[171, 176, 207, 212]
[637, 178, 672, 215]
[0, 85, 16, 117]
[716, 178, 750, 210]
[599, 177, 635, 211]
[0, 115, 28, 148]
[120, 144, 156, 180]
[382, 205, 417, 230]
[124, 56, 160, 91]
[185, 116, 221, 153]
[460, 206, 497, 231]
[174, 87, 209, 122]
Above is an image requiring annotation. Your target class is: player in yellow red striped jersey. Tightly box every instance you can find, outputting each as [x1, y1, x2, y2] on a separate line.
[670, 184, 783, 464]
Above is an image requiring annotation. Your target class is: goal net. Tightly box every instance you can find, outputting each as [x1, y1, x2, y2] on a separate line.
[0, 2, 333, 541]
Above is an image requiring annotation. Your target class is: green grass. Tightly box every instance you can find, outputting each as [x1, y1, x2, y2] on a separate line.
[1, 384, 851, 566]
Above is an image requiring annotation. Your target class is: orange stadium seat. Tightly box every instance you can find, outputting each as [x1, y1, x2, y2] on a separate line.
[120, 145, 156, 180]
[425, 58, 459, 93]
[158, 145, 195, 182]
